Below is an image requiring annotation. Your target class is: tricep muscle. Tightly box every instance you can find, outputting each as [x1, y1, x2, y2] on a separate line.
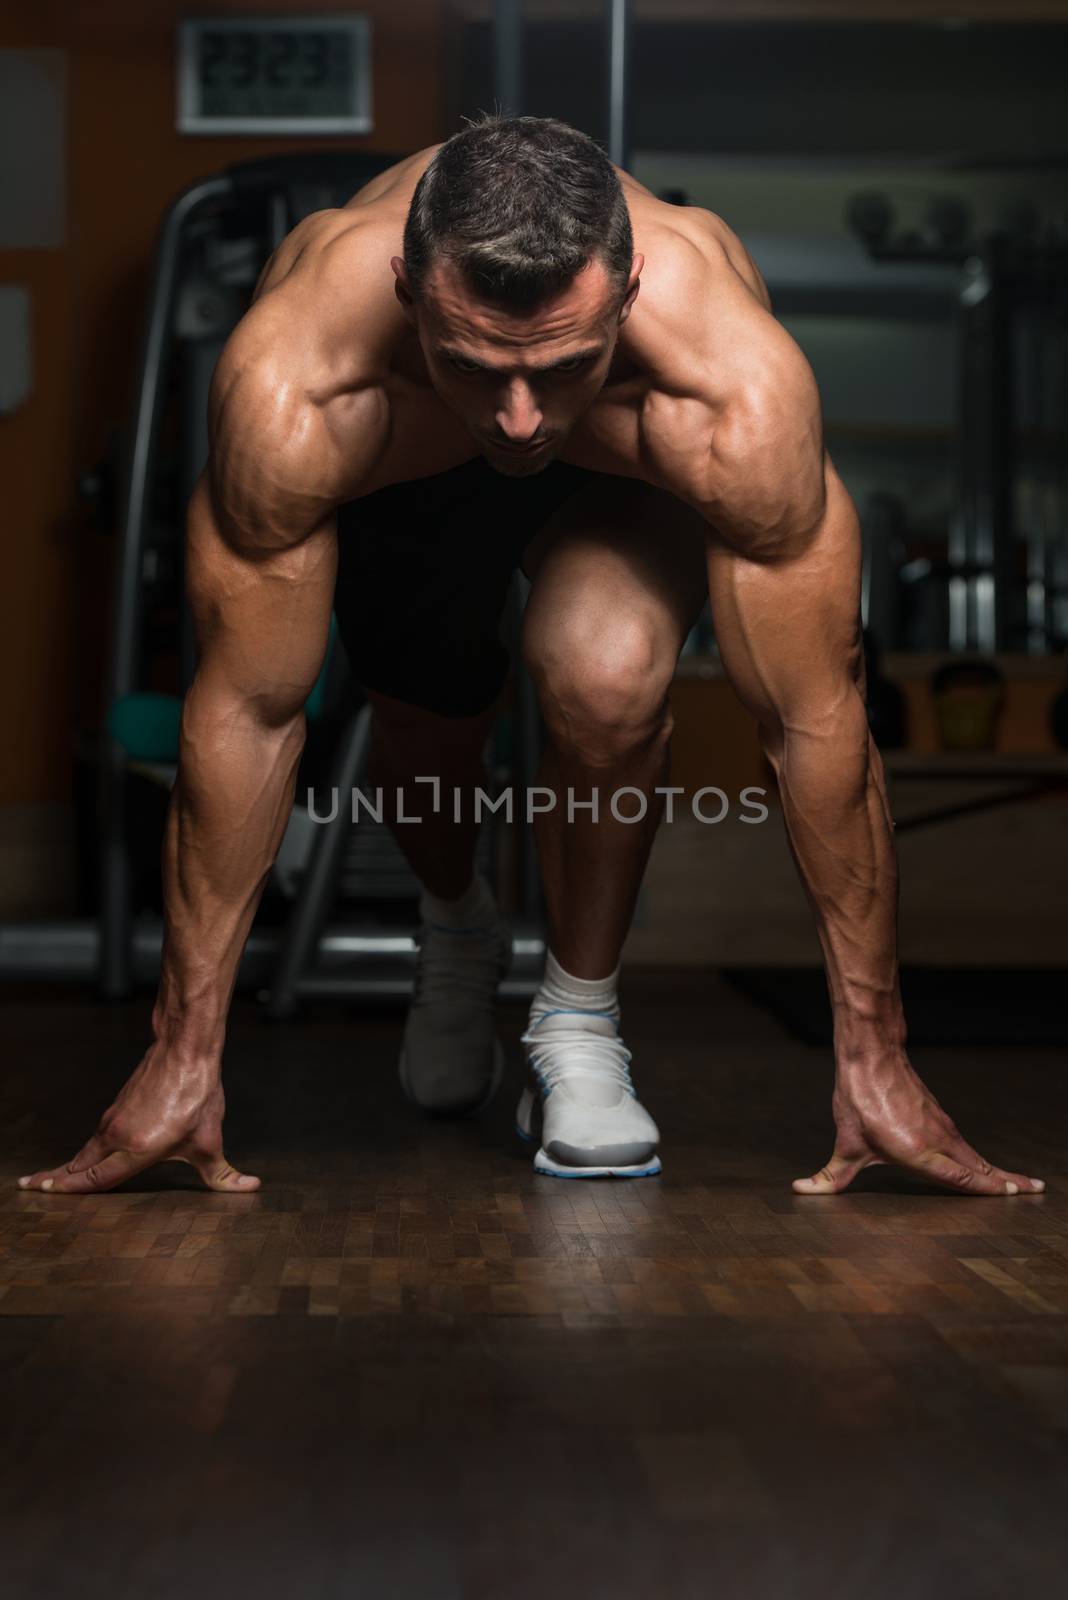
[185, 472, 338, 728]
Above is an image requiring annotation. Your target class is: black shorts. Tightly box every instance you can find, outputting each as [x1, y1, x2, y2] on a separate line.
[333, 457, 596, 718]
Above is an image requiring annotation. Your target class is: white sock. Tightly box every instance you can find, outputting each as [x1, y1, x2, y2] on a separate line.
[529, 950, 620, 1029]
[420, 869, 498, 931]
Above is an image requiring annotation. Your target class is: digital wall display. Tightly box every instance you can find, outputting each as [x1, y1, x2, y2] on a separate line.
[177, 16, 372, 135]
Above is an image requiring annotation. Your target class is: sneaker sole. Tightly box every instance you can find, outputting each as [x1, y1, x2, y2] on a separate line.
[529, 1144, 662, 1180]
[515, 1092, 662, 1179]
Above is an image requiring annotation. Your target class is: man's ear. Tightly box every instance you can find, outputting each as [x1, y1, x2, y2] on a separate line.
[617, 252, 643, 324]
[391, 256, 416, 321]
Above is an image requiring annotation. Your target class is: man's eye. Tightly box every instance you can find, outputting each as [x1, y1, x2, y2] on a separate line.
[552, 357, 588, 375]
[449, 357, 482, 374]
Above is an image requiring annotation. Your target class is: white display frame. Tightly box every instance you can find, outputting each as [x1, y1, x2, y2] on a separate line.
[177, 15, 372, 136]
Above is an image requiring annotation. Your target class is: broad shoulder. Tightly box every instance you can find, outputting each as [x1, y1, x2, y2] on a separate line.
[703, 282, 825, 553]
[207, 291, 389, 551]
[625, 192, 771, 339]
[249, 146, 435, 308]
[628, 201, 826, 551]
[204, 198, 410, 550]
[705, 349, 826, 555]
[252, 208, 404, 352]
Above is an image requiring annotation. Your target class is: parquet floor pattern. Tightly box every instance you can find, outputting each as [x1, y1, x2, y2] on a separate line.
[2, 972, 1066, 1598]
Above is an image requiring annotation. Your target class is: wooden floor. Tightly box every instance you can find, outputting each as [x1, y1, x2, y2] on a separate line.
[3, 971, 1067, 1599]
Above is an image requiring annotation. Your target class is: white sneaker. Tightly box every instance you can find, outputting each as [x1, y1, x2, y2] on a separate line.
[399, 911, 510, 1116]
[516, 1010, 662, 1178]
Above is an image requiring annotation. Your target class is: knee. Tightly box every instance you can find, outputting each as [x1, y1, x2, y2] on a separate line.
[525, 615, 674, 766]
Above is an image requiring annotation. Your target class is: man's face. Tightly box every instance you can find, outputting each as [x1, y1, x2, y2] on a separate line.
[392, 253, 641, 476]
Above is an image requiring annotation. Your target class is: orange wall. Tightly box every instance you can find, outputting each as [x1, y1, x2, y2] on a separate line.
[0, 1, 445, 807]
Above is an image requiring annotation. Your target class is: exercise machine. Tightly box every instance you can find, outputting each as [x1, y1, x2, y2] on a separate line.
[0, 152, 548, 1002]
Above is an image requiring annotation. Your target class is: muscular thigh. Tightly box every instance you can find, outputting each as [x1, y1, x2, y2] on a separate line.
[521, 478, 709, 684]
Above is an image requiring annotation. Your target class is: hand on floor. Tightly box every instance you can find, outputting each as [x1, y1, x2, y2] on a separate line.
[794, 1056, 1045, 1197]
[16, 1046, 260, 1195]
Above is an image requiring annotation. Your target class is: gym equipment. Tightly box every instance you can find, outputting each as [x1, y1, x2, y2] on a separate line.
[107, 693, 182, 764]
[930, 658, 1005, 752]
[847, 188, 1068, 655]
[99, 152, 548, 1005]
[100, 153, 398, 999]
[0, 152, 548, 1000]
[844, 191, 895, 253]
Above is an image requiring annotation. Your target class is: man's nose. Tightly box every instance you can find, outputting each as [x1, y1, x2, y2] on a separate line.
[495, 378, 542, 442]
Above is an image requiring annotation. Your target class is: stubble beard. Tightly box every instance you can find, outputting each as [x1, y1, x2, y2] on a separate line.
[485, 446, 558, 478]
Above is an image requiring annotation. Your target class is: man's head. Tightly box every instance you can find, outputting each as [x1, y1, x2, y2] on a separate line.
[392, 116, 641, 475]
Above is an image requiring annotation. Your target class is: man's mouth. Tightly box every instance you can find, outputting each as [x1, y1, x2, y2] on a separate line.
[486, 437, 550, 455]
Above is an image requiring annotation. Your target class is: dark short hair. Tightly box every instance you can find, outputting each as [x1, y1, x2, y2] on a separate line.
[403, 115, 633, 310]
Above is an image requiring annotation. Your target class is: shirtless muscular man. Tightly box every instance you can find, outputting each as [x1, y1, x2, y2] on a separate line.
[19, 118, 1044, 1199]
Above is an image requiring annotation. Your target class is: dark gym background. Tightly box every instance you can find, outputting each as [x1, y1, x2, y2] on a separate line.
[1, 5, 1067, 1599]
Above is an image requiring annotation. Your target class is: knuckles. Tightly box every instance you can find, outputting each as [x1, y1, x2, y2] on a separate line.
[107, 1124, 162, 1158]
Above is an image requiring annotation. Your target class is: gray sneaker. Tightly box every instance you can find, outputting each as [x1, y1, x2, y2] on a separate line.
[399, 911, 511, 1115]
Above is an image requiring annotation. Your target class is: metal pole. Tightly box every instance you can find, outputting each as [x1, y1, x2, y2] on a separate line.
[607, 0, 631, 169]
[265, 705, 372, 1020]
[107, 176, 231, 712]
[494, 0, 522, 116]
[100, 174, 231, 999]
